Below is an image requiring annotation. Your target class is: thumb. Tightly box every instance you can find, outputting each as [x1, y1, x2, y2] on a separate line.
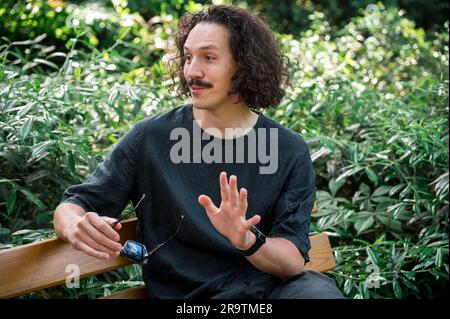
[198, 195, 218, 216]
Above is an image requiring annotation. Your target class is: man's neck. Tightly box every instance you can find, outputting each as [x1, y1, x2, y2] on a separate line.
[192, 102, 259, 139]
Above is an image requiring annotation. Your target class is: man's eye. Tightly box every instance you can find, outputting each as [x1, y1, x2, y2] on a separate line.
[206, 56, 215, 61]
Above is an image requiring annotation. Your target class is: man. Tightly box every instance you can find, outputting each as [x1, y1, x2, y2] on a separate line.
[53, 5, 343, 299]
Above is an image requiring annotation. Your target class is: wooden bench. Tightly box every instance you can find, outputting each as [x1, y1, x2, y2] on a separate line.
[0, 207, 335, 299]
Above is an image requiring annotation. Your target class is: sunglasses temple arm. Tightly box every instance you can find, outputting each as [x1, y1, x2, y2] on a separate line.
[110, 194, 146, 228]
[147, 215, 184, 256]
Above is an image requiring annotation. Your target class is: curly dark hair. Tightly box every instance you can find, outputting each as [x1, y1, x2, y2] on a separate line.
[169, 5, 290, 110]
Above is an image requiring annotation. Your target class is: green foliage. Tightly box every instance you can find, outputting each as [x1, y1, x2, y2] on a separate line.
[0, 1, 448, 299]
[0, 0, 183, 297]
[223, 0, 448, 35]
[269, 6, 449, 298]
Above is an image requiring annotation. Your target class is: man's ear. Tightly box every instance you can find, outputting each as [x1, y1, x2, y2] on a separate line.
[229, 91, 242, 104]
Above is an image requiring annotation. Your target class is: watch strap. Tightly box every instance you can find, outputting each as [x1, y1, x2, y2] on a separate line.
[238, 226, 266, 256]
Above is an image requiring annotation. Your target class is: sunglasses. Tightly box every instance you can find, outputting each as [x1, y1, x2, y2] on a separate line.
[111, 194, 184, 265]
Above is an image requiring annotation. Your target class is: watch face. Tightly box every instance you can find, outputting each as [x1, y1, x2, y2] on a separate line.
[239, 227, 267, 256]
[250, 226, 266, 243]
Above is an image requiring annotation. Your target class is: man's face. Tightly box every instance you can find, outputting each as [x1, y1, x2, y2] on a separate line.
[183, 22, 238, 110]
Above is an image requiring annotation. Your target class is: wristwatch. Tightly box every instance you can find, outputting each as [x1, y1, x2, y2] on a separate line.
[238, 226, 266, 256]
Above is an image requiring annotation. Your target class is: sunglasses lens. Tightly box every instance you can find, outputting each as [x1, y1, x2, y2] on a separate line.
[120, 240, 148, 264]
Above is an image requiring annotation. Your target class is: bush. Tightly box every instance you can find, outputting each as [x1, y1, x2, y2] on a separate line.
[0, 1, 448, 298]
[228, 0, 449, 35]
[269, 6, 449, 298]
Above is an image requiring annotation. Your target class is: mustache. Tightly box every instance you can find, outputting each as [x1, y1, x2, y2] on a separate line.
[188, 79, 213, 89]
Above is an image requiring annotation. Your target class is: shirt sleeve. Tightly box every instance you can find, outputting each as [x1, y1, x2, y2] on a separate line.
[60, 122, 144, 218]
[268, 142, 316, 263]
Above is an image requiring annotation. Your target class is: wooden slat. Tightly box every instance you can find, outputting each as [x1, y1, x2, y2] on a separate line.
[305, 233, 336, 272]
[100, 285, 149, 299]
[1, 211, 336, 299]
[0, 218, 138, 299]
[103, 232, 336, 299]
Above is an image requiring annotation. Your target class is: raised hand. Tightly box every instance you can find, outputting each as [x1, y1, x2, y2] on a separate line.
[198, 172, 260, 250]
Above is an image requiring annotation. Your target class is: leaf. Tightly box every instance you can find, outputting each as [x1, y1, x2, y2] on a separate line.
[25, 170, 50, 184]
[365, 167, 379, 185]
[386, 133, 400, 144]
[20, 116, 34, 141]
[127, 87, 139, 100]
[18, 188, 45, 209]
[0, 226, 11, 236]
[329, 178, 345, 197]
[285, 101, 296, 116]
[33, 58, 59, 70]
[390, 243, 396, 260]
[287, 120, 300, 130]
[311, 146, 331, 162]
[31, 140, 55, 159]
[36, 212, 52, 224]
[359, 281, 370, 299]
[67, 151, 76, 175]
[0, 244, 15, 249]
[354, 215, 374, 235]
[344, 279, 354, 295]
[428, 239, 449, 247]
[17, 101, 37, 116]
[11, 229, 36, 236]
[6, 189, 16, 215]
[366, 247, 380, 267]
[11, 33, 47, 46]
[336, 166, 364, 183]
[372, 186, 392, 197]
[389, 183, 405, 196]
[435, 248, 443, 268]
[412, 261, 427, 271]
[371, 196, 394, 204]
[399, 276, 419, 295]
[75, 67, 82, 80]
[392, 279, 403, 299]
[359, 183, 371, 195]
[0, 151, 26, 169]
[399, 184, 411, 199]
[103, 288, 111, 297]
[47, 52, 67, 59]
[108, 89, 119, 106]
[430, 172, 449, 193]
[117, 26, 131, 41]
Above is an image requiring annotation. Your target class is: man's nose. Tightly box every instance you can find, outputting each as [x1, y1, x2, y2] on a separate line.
[185, 57, 204, 79]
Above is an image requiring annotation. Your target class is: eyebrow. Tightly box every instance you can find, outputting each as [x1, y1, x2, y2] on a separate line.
[183, 45, 220, 52]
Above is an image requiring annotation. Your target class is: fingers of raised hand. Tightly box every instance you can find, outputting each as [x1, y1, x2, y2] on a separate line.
[229, 175, 239, 207]
[219, 171, 229, 202]
[239, 188, 248, 213]
[219, 172, 248, 215]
